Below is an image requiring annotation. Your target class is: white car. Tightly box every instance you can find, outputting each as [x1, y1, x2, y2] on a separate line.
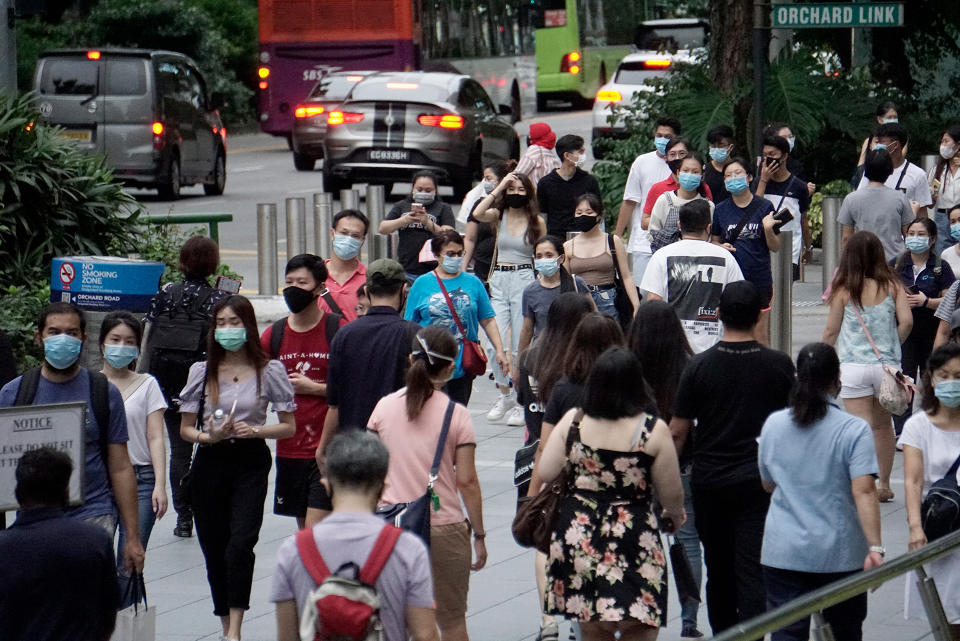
[591, 19, 708, 159]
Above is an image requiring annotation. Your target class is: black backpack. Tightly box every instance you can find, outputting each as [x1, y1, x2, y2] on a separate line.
[146, 283, 218, 405]
[921, 451, 960, 542]
[268, 313, 343, 359]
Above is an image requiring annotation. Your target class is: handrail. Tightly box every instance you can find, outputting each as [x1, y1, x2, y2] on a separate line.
[141, 213, 234, 243]
[707, 528, 960, 640]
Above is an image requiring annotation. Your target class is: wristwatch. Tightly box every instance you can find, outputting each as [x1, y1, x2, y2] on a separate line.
[870, 545, 886, 557]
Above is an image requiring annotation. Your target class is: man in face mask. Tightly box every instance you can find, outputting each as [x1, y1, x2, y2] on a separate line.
[536, 134, 601, 237]
[320, 209, 370, 322]
[0, 302, 144, 574]
[856, 122, 932, 221]
[260, 254, 347, 528]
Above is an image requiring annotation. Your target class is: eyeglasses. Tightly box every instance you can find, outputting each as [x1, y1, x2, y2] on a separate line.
[666, 150, 688, 160]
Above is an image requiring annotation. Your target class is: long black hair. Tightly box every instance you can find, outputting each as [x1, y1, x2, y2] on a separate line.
[628, 301, 692, 422]
[790, 343, 840, 427]
[532, 293, 594, 404]
[921, 343, 960, 413]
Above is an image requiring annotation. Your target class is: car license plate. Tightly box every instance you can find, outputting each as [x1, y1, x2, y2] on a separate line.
[59, 129, 93, 143]
[368, 149, 410, 162]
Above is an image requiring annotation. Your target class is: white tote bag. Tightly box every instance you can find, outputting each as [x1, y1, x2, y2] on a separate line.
[110, 573, 156, 641]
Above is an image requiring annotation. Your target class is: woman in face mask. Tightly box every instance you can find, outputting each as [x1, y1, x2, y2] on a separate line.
[99, 311, 168, 607]
[404, 229, 509, 407]
[462, 159, 516, 285]
[930, 126, 960, 254]
[900, 342, 960, 633]
[563, 193, 640, 324]
[177, 294, 296, 641]
[856, 101, 900, 168]
[892, 218, 956, 437]
[469, 171, 545, 424]
[380, 170, 456, 282]
[648, 153, 714, 252]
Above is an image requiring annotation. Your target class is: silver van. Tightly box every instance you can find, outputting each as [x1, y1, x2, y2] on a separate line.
[33, 49, 227, 200]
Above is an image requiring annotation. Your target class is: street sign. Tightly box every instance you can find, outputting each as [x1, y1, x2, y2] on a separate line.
[771, 3, 904, 28]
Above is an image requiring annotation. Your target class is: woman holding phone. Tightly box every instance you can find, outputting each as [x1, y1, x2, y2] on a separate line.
[178, 295, 296, 641]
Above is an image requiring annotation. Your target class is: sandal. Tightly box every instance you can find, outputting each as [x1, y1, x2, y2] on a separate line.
[878, 487, 895, 503]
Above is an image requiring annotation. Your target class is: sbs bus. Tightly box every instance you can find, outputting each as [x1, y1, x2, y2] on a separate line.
[258, 0, 538, 142]
[534, 0, 648, 109]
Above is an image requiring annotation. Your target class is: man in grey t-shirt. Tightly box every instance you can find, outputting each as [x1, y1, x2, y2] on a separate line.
[840, 149, 915, 261]
[271, 432, 438, 641]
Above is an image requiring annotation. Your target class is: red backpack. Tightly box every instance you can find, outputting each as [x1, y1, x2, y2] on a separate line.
[296, 525, 402, 641]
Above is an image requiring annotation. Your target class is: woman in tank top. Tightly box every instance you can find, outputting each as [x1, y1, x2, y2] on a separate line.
[471, 172, 545, 425]
[564, 193, 639, 324]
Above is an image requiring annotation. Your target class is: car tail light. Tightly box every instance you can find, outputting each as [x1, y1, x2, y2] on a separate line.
[417, 114, 464, 129]
[259, 81, 268, 90]
[294, 105, 325, 118]
[87, 50, 101, 60]
[596, 90, 622, 102]
[561, 51, 581, 74]
[258, 66, 270, 79]
[327, 111, 364, 126]
[152, 122, 164, 149]
[151, 122, 164, 135]
[643, 60, 671, 69]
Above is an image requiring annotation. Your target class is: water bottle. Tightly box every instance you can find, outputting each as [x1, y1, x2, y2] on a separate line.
[211, 409, 226, 430]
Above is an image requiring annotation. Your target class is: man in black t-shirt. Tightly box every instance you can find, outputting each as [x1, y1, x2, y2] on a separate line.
[670, 281, 795, 636]
[536, 134, 601, 236]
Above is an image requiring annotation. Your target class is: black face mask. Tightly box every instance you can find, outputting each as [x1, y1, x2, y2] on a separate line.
[571, 213, 600, 232]
[504, 193, 530, 209]
[283, 286, 317, 314]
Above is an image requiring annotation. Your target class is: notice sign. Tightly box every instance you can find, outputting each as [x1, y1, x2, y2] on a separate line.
[0, 402, 86, 512]
[772, 3, 904, 28]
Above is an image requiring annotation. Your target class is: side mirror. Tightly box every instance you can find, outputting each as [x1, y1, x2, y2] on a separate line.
[210, 92, 228, 110]
[498, 104, 512, 117]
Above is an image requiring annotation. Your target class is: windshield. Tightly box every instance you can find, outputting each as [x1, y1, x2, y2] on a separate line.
[350, 80, 452, 103]
[39, 58, 98, 95]
[615, 63, 669, 85]
[308, 75, 366, 100]
[635, 25, 707, 51]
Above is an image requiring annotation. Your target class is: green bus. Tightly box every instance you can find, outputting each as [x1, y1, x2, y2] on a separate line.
[534, 0, 648, 109]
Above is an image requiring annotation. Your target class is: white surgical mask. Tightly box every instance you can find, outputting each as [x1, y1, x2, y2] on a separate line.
[941, 144, 957, 160]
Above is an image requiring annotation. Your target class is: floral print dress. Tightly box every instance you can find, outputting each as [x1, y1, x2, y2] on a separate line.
[545, 416, 667, 626]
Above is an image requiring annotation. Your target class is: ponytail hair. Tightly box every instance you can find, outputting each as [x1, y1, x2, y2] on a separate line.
[790, 343, 840, 427]
[404, 326, 458, 420]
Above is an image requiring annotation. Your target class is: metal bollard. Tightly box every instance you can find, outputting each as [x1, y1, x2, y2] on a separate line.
[810, 611, 836, 641]
[770, 230, 793, 354]
[821, 196, 842, 295]
[340, 188, 360, 212]
[916, 566, 953, 641]
[285, 197, 308, 263]
[366, 184, 387, 262]
[313, 192, 333, 259]
[256, 203, 279, 295]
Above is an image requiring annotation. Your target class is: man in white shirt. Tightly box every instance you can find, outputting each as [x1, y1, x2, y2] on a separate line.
[857, 122, 932, 218]
[641, 199, 744, 352]
[615, 116, 682, 282]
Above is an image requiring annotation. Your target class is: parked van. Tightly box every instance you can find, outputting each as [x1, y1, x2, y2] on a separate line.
[33, 49, 227, 200]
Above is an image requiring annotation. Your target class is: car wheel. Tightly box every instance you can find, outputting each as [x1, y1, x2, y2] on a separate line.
[204, 150, 226, 196]
[158, 153, 181, 201]
[285, 134, 294, 150]
[536, 92, 548, 112]
[293, 152, 316, 171]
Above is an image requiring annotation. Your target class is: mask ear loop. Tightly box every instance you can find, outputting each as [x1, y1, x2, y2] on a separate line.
[416, 335, 435, 365]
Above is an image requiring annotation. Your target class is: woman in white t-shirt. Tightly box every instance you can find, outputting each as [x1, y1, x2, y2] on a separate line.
[648, 153, 715, 252]
[99, 311, 168, 602]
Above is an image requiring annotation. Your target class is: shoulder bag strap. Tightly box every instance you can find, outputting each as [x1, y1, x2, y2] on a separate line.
[358, 525, 403, 585]
[13, 367, 42, 406]
[566, 409, 585, 455]
[775, 176, 795, 213]
[894, 162, 910, 191]
[428, 399, 457, 482]
[433, 272, 469, 338]
[607, 234, 624, 285]
[296, 528, 332, 584]
[120, 373, 151, 403]
[320, 290, 344, 317]
[196, 367, 208, 430]
[850, 303, 886, 364]
[946, 450, 960, 480]
[325, 312, 343, 342]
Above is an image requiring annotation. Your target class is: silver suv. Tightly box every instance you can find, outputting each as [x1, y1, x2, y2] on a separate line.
[33, 49, 227, 200]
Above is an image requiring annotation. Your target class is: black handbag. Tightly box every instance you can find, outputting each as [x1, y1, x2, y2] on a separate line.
[607, 234, 635, 329]
[921, 451, 960, 541]
[376, 399, 456, 548]
[668, 535, 701, 604]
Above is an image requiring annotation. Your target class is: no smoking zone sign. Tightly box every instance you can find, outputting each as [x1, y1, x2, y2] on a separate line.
[59, 262, 76, 287]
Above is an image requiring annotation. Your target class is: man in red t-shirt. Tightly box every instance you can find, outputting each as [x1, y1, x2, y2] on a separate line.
[260, 254, 347, 528]
[642, 138, 714, 228]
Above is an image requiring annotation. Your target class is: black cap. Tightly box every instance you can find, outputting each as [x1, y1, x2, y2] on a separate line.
[718, 280, 762, 319]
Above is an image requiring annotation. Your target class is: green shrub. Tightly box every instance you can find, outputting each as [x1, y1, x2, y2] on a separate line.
[0, 284, 50, 371]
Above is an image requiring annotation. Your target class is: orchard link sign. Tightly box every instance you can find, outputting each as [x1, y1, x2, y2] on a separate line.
[772, 3, 904, 28]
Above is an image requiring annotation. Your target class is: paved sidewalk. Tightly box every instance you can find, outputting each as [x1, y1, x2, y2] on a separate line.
[140, 264, 937, 641]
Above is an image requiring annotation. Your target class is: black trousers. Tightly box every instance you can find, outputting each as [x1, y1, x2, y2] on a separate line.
[166, 407, 194, 517]
[191, 439, 271, 615]
[764, 566, 866, 641]
[443, 375, 475, 406]
[895, 316, 937, 434]
[693, 479, 770, 637]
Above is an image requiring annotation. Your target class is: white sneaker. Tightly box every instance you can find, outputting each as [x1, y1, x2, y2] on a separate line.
[487, 393, 517, 421]
[507, 405, 525, 426]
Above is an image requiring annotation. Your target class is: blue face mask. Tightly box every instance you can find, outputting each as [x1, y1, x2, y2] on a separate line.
[935, 379, 960, 408]
[882, 117, 898, 124]
[708, 147, 729, 163]
[905, 236, 930, 253]
[654, 136, 670, 155]
[44, 334, 82, 370]
[873, 143, 888, 151]
[951, 223, 960, 241]
[535, 257, 560, 277]
[103, 344, 139, 369]
[677, 172, 702, 192]
[440, 255, 463, 274]
[214, 328, 247, 352]
[724, 175, 749, 195]
[333, 234, 363, 260]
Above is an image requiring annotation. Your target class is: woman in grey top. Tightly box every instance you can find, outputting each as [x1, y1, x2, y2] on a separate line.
[471, 172, 545, 426]
[178, 294, 296, 641]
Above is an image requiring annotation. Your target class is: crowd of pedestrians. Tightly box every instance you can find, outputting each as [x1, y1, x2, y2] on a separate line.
[3, 107, 960, 641]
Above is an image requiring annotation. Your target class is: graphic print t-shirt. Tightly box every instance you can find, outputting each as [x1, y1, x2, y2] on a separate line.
[711, 196, 776, 288]
[404, 271, 495, 379]
[752, 175, 810, 264]
[260, 317, 345, 458]
[639, 239, 743, 353]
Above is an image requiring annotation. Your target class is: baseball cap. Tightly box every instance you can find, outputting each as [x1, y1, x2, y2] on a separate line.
[366, 258, 406, 286]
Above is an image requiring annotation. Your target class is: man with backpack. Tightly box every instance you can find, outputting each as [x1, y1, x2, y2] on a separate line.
[271, 430, 438, 641]
[0, 302, 144, 574]
[261, 254, 347, 529]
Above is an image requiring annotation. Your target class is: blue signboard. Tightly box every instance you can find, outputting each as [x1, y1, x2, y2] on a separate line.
[51, 256, 165, 312]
